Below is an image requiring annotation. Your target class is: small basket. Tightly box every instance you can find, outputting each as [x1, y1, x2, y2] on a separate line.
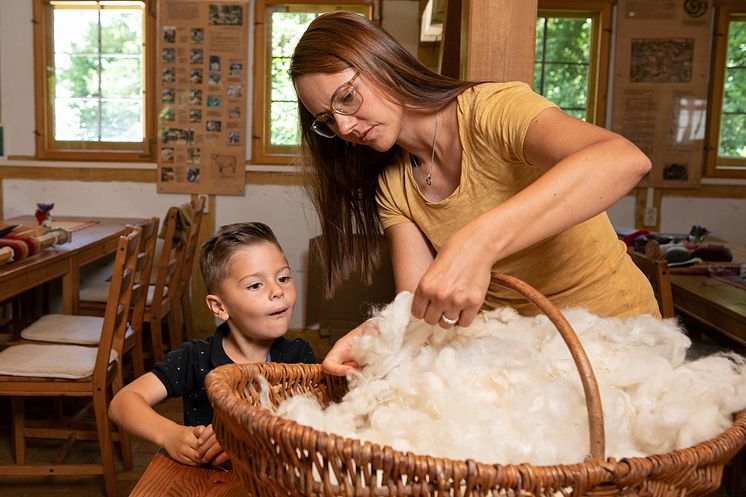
[206, 272, 746, 497]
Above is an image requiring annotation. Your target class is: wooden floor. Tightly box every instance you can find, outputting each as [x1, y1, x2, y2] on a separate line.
[0, 397, 182, 497]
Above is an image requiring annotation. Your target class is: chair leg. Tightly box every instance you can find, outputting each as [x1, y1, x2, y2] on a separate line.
[10, 397, 25, 464]
[150, 317, 165, 363]
[167, 305, 184, 353]
[181, 291, 193, 340]
[131, 326, 146, 379]
[93, 388, 118, 497]
[111, 370, 133, 470]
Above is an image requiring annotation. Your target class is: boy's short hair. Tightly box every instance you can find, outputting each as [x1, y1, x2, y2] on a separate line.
[200, 222, 282, 294]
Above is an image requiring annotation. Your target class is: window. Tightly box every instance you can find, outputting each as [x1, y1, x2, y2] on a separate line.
[706, 2, 746, 178]
[534, 1, 612, 125]
[252, 1, 374, 165]
[33, 0, 155, 161]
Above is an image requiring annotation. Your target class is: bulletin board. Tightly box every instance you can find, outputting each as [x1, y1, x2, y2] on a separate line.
[157, 0, 248, 195]
[611, 0, 712, 188]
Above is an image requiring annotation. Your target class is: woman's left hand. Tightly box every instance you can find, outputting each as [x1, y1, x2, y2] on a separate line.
[409, 225, 493, 328]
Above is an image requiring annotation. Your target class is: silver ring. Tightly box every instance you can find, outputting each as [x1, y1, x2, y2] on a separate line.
[440, 314, 458, 325]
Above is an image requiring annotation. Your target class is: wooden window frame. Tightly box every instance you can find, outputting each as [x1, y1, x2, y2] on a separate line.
[252, 0, 376, 165]
[705, 1, 746, 179]
[33, 0, 157, 162]
[536, 0, 612, 126]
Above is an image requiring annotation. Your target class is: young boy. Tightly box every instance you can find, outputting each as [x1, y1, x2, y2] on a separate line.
[109, 222, 316, 466]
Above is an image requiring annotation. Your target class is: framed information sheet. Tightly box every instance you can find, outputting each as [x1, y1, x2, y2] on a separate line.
[611, 0, 712, 188]
[157, 0, 248, 195]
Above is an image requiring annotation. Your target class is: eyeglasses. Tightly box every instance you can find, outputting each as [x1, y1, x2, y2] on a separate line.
[310, 73, 364, 138]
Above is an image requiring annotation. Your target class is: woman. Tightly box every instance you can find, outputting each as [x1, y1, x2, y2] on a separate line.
[291, 12, 659, 375]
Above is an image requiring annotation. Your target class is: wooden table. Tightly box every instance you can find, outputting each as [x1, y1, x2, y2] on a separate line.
[129, 449, 243, 497]
[671, 242, 746, 346]
[0, 216, 143, 314]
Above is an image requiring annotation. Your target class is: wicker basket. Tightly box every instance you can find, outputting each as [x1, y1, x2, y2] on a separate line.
[206, 272, 746, 497]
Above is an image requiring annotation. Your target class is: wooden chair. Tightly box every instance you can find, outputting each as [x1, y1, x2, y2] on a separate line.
[78, 210, 184, 363]
[628, 249, 675, 318]
[144, 208, 186, 361]
[27, 218, 159, 379]
[176, 196, 206, 341]
[0, 228, 141, 497]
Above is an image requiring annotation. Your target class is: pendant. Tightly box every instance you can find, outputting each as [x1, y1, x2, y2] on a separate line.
[426, 176, 432, 186]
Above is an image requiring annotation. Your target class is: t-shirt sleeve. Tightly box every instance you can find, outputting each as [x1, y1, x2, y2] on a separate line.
[472, 82, 558, 165]
[151, 342, 201, 398]
[376, 162, 411, 231]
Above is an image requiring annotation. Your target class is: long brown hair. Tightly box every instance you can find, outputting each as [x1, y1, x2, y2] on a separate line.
[290, 11, 477, 297]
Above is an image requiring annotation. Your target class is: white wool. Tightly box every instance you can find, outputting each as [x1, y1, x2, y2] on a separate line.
[271, 292, 746, 465]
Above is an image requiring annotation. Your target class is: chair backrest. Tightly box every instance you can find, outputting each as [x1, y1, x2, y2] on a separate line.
[628, 250, 675, 318]
[151, 208, 183, 314]
[129, 217, 159, 332]
[93, 228, 141, 382]
[177, 196, 206, 299]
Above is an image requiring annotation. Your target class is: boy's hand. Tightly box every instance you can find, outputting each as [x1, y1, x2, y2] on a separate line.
[161, 424, 204, 466]
[322, 319, 379, 376]
[194, 424, 230, 465]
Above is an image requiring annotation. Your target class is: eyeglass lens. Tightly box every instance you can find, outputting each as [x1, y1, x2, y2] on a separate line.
[311, 78, 363, 138]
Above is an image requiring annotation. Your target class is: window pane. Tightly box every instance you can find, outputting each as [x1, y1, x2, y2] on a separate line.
[55, 98, 100, 141]
[534, 15, 592, 121]
[544, 18, 590, 63]
[54, 10, 99, 54]
[101, 99, 143, 142]
[271, 57, 296, 102]
[719, 114, 746, 158]
[101, 57, 141, 98]
[51, 3, 145, 145]
[542, 62, 588, 111]
[100, 10, 142, 55]
[271, 101, 300, 146]
[722, 69, 746, 114]
[268, 10, 319, 147]
[535, 18, 545, 60]
[271, 12, 317, 57]
[55, 54, 100, 98]
[719, 18, 746, 159]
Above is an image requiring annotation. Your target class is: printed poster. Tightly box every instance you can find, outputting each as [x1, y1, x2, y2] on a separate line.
[157, 0, 248, 195]
[611, 0, 712, 188]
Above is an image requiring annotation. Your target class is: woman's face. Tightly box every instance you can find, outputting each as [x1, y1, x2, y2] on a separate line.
[295, 69, 403, 152]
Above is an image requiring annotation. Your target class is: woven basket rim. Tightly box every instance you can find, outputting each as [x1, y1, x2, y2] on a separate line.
[207, 361, 746, 488]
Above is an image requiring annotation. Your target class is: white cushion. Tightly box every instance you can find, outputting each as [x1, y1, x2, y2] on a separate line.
[21, 315, 105, 345]
[80, 282, 162, 305]
[21, 314, 135, 346]
[0, 343, 117, 379]
[78, 282, 110, 303]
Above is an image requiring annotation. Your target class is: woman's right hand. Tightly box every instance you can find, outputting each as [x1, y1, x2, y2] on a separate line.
[322, 319, 378, 376]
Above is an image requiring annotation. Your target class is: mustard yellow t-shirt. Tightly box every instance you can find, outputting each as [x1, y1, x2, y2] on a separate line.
[376, 82, 659, 318]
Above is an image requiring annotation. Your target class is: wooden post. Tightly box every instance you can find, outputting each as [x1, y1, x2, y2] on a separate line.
[190, 194, 216, 339]
[457, 0, 538, 85]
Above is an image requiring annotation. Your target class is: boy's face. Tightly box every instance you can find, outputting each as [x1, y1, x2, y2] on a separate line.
[207, 242, 296, 341]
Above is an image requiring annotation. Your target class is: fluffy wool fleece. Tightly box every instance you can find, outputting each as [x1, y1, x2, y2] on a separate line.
[270, 292, 746, 465]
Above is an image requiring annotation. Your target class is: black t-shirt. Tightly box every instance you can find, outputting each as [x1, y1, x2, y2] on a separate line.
[151, 322, 317, 426]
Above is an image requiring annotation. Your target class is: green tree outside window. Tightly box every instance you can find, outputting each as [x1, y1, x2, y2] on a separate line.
[535, 15, 592, 121]
[719, 17, 746, 159]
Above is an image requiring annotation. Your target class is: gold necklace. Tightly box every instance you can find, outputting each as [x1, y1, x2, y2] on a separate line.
[412, 109, 438, 186]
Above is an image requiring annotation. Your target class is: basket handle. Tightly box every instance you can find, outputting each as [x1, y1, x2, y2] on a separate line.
[488, 272, 605, 461]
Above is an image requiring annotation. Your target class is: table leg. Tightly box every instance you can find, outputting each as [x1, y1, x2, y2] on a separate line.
[62, 259, 80, 315]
